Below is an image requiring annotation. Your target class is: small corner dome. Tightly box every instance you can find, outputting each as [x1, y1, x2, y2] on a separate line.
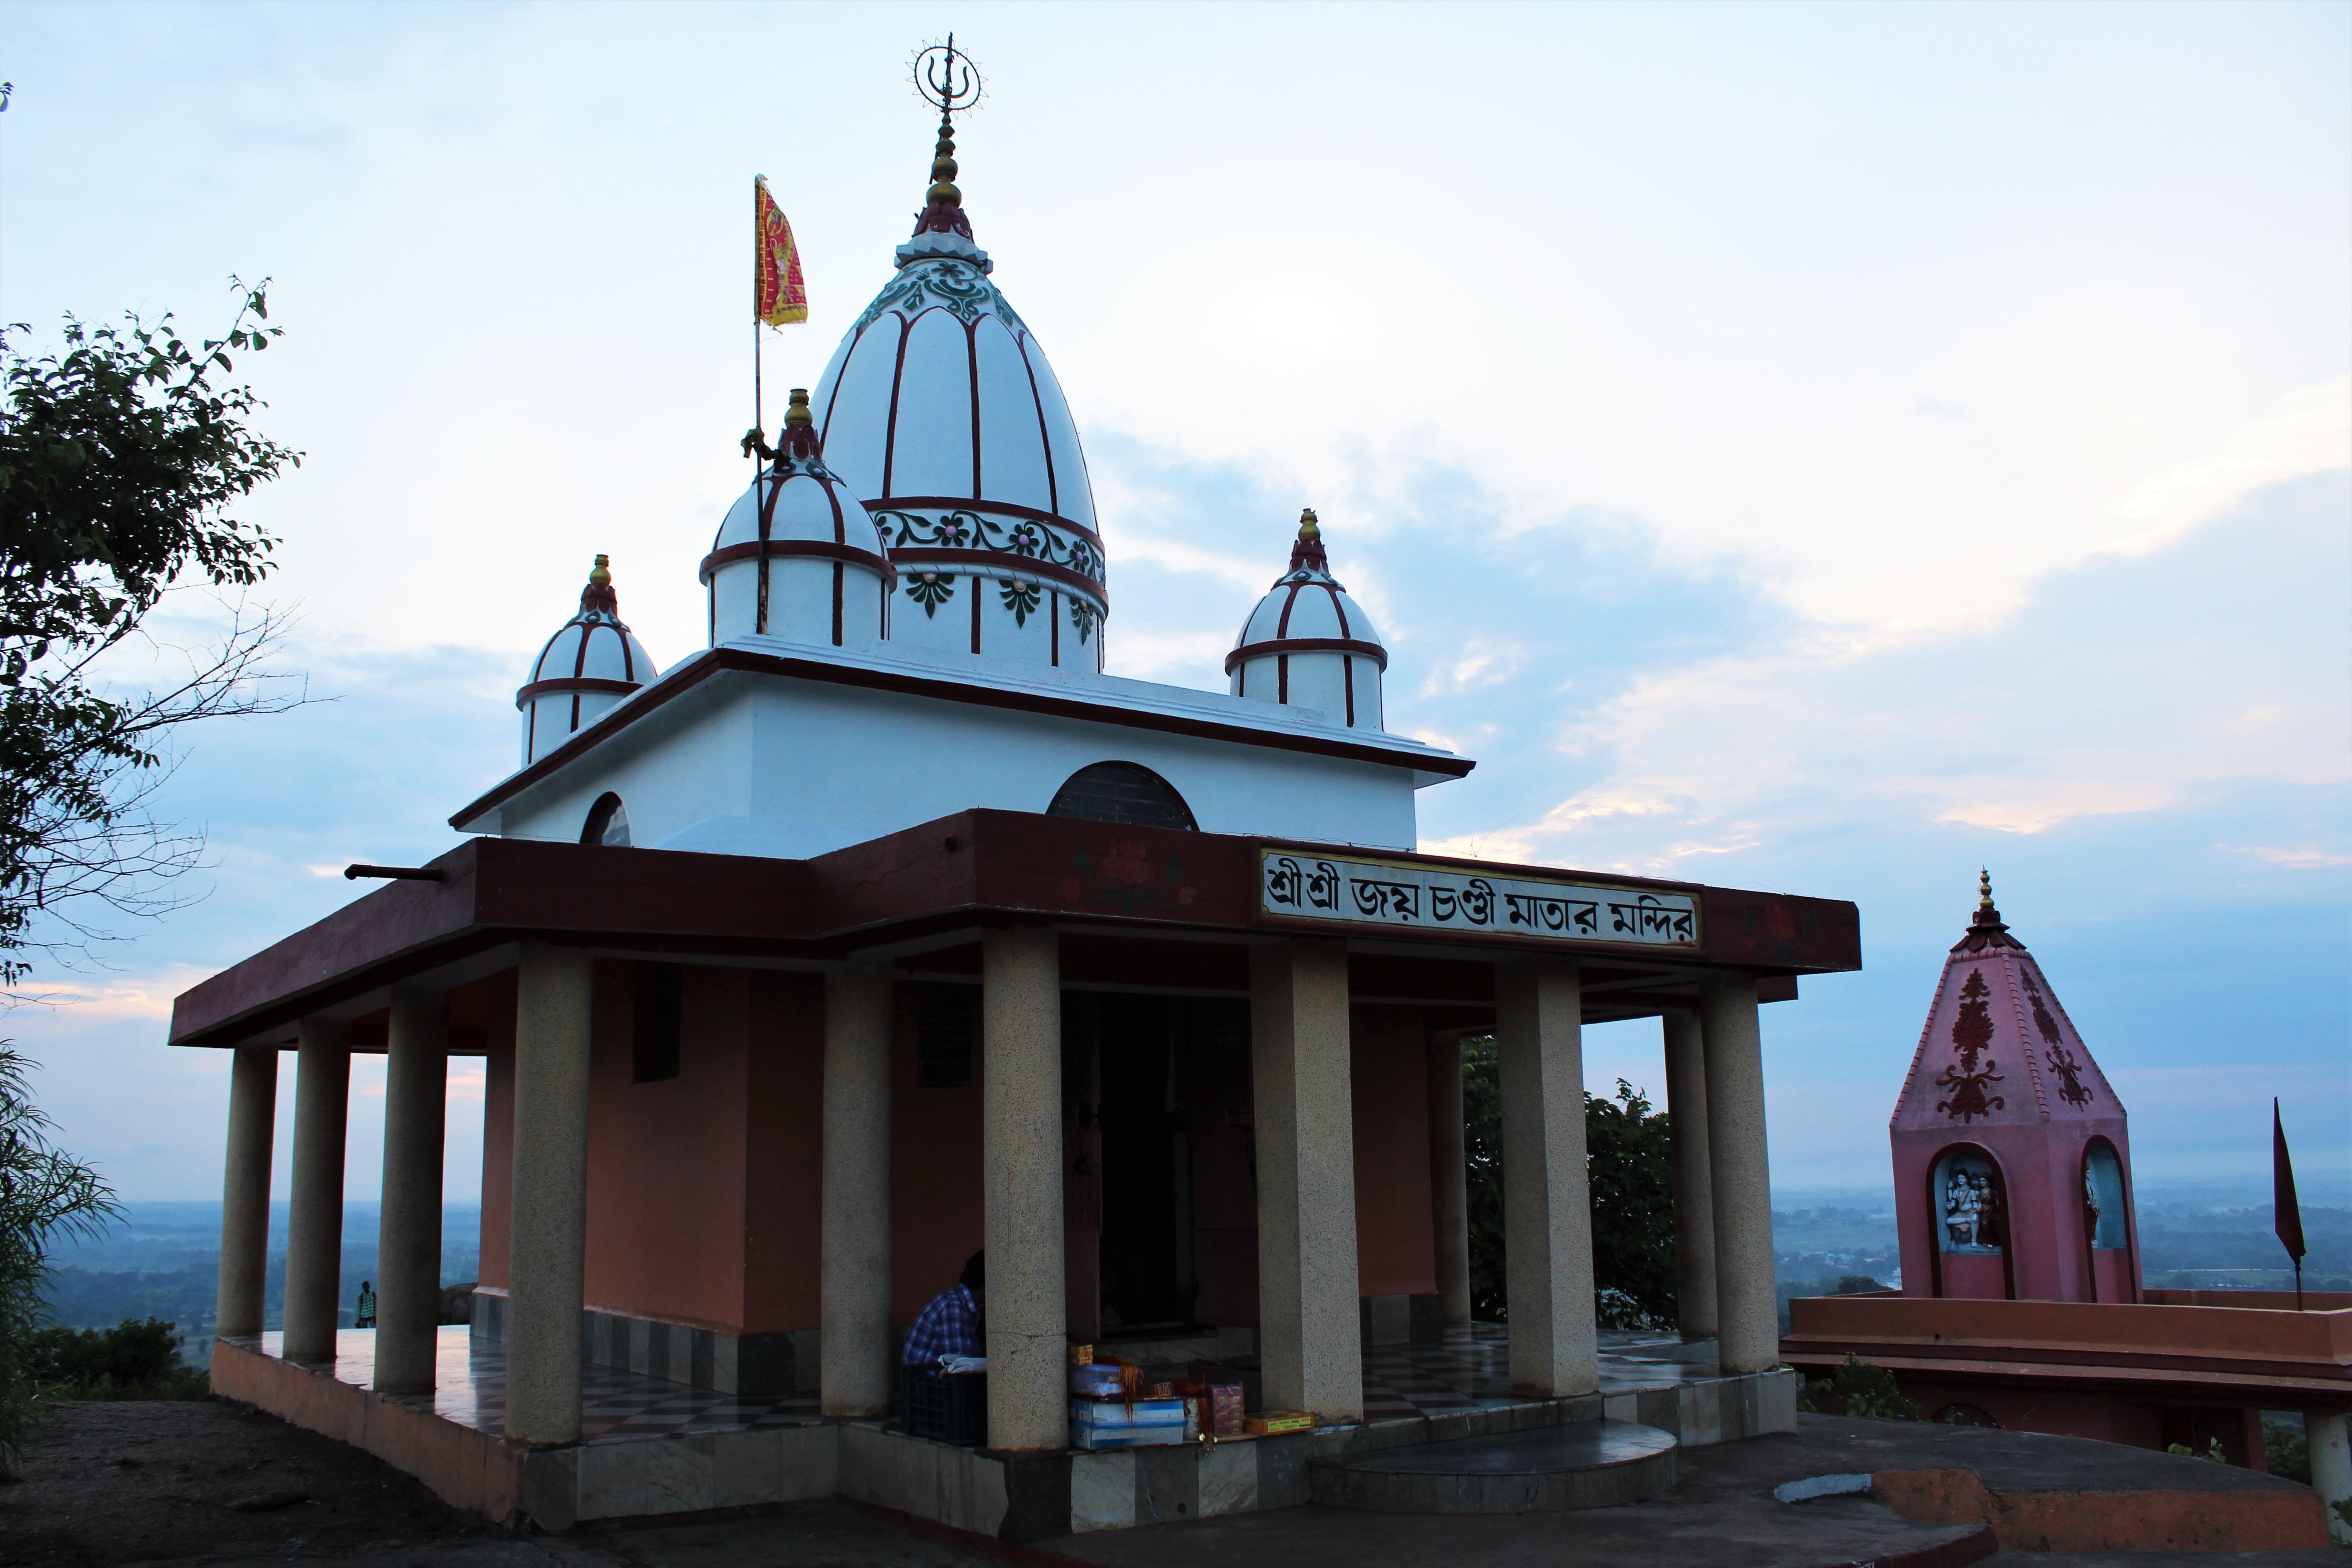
[1226, 510, 1388, 731]
[704, 389, 892, 650]
[518, 555, 659, 767]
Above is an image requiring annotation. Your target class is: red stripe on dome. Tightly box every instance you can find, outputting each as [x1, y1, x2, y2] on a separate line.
[1327, 584, 1353, 640]
[966, 318, 983, 500]
[515, 676, 641, 710]
[1015, 333, 1059, 519]
[700, 540, 897, 583]
[1223, 637, 1389, 674]
[889, 548, 1105, 607]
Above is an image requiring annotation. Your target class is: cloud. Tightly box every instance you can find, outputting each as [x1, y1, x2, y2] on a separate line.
[2221, 843, 2352, 870]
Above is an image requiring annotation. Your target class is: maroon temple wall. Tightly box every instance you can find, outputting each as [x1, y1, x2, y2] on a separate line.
[476, 963, 1440, 1338]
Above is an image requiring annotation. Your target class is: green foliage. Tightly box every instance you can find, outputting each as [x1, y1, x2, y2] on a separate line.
[0, 1046, 119, 1472]
[2165, 1438, 2228, 1465]
[1460, 1039, 1679, 1328]
[0, 284, 300, 982]
[22, 1317, 204, 1399]
[1833, 1275, 1885, 1294]
[2262, 1417, 2309, 1484]
[1797, 1354, 1920, 1421]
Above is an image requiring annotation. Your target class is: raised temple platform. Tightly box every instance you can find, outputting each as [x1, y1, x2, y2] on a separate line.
[210, 1323, 1795, 1540]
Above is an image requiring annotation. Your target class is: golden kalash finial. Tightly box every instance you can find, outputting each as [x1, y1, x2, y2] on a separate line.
[1298, 507, 1322, 543]
[590, 553, 612, 588]
[784, 387, 813, 429]
[1979, 867, 1994, 910]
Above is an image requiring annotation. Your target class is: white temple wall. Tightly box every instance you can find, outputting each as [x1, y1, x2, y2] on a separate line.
[492, 673, 1419, 861]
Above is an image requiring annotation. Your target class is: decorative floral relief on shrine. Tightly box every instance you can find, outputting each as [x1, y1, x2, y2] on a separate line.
[853, 259, 1027, 333]
[2021, 969, 2094, 1109]
[1068, 596, 1097, 645]
[1061, 842, 1194, 917]
[904, 570, 956, 615]
[998, 578, 1042, 625]
[871, 509, 1106, 589]
[1934, 968, 2007, 1123]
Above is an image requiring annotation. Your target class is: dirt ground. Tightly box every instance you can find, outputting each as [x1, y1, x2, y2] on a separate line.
[0, 1398, 504, 1567]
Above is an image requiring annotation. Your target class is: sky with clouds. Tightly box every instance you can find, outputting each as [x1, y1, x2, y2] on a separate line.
[1, 1, 2345, 1206]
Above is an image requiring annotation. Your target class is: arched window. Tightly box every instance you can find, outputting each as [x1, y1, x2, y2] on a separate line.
[1046, 762, 1197, 832]
[2082, 1142, 2128, 1251]
[1928, 1144, 2014, 1300]
[582, 792, 630, 848]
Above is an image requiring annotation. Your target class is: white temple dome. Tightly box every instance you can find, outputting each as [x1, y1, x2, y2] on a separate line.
[519, 555, 660, 765]
[702, 389, 893, 650]
[808, 110, 1106, 671]
[1226, 510, 1387, 732]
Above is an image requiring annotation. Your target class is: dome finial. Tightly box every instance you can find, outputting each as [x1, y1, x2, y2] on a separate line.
[581, 554, 619, 616]
[909, 36, 983, 244]
[1288, 507, 1329, 573]
[1979, 867, 1994, 909]
[785, 387, 813, 430]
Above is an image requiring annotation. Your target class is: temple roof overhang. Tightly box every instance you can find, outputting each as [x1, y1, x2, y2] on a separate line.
[452, 642, 1475, 838]
[167, 809, 1861, 1052]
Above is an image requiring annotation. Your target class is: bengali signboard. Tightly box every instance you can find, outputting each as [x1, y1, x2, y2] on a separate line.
[1259, 849, 1700, 947]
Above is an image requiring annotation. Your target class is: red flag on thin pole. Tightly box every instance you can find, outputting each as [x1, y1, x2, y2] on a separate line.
[2274, 1098, 2306, 1310]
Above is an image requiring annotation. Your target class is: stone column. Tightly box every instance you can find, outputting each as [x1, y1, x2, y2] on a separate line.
[2309, 1410, 2352, 1547]
[281, 1018, 351, 1364]
[822, 964, 894, 1417]
[1661, 1008, 1719, 1341]
[214, 1046, 279, 1341]
[1700, 974, 1777, 1375]
[1250, 937, 1362, 1423]
[507, 944, 595, 1446]
[1494, 958, 1598, 1398]
[375, 985, 449, 1394]
[980, 927, 1066, 1450]
[1425, 1036, 1472, 1326]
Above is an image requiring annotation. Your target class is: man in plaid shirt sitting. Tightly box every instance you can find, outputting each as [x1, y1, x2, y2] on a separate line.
[903, 1250, 985, 1367]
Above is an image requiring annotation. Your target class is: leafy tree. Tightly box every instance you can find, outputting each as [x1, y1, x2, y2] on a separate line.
[0, 1045, 117, 1471]
[1797, 1353, 1920, 1420]
[0, 282, 303, 981]
[1460, 1038, 1680, 1328]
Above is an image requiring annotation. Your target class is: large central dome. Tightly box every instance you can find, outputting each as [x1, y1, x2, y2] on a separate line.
[809, 111, 1104, 671]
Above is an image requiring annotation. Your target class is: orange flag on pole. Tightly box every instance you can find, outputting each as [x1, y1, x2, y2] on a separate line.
[755, 176, 807, 327]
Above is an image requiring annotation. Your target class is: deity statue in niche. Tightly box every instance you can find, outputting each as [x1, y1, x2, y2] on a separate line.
[2083, 1143, 2127, 1251]
[1936, 1151, 2005, 1254]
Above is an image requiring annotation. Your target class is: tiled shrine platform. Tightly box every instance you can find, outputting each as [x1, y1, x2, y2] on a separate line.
[210, 1324, 1794, 1540]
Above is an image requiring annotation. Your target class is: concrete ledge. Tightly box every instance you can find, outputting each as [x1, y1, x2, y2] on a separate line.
[210, 1337, 525, 1522]
[1872, 1466, 2331, 1552]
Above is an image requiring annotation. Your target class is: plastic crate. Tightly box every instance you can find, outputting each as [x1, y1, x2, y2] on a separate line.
[902, 1364, 988, 1446]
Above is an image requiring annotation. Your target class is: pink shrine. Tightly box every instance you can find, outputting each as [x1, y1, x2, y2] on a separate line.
[1891, 874, 2141, 1304]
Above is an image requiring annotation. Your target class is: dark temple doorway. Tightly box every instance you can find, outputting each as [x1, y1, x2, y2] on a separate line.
[1095, 995, 1196, 1336]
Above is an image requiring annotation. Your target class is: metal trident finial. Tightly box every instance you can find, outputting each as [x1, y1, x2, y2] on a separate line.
[915, 35, 983, 121]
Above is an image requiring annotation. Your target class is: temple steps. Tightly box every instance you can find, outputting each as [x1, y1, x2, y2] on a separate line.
[1308, 1418, 1679, 1513]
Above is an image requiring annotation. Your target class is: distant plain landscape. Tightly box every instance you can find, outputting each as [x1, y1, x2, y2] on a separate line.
[44, 1177, 2347, 1368]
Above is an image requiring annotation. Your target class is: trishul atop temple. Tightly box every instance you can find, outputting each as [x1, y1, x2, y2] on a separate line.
[1891, 874, 2139, 1303]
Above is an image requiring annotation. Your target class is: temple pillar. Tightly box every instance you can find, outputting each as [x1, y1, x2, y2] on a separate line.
[980, 928, 1065, 1450]
[1662, 1008, 1719, 1340]
[1701, 974, 1778, 1374]
[375, 985, 448, 1394]
[1495, 958, 1598, 1397]
[1425, 1035, 1473, 1325]
[2310, 1411, 2352, 1547]
[507, 944, 594, 1445]
[282, 1018, 351, 1365]
[214, 1046, 278, 1341]
[1250, 937, 1362, 1423]
[822, 964, 895, 1417]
